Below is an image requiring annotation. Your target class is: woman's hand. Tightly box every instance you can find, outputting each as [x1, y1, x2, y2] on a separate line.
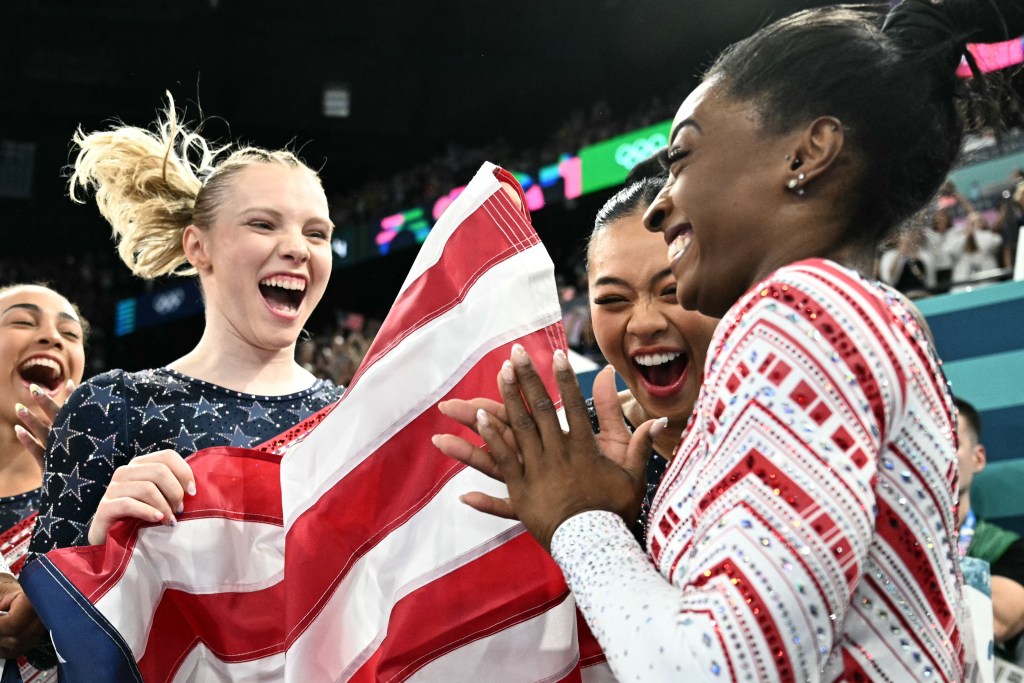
[14, 379, 76, 467]
[87, 450, 196, 545]
[437, 344, 664, 552]
[0, 575, 44, 658]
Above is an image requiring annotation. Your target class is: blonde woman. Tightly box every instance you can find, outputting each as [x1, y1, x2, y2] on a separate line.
[28, 96, 343, 566]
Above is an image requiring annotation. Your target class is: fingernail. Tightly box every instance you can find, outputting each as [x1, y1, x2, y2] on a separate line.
[476, 408, 490, 428]
[553, 348, 569, 371]
[186, 482, 197, 496]
[650, 416, 669, 438]
[501, 360, 515, 384]
[430, 434, 441, 447]
[14, 403, 28, 415]
[511, 343, 529, 366]
[167, 515, 177, 527]
[154, 512, 165, 523]
[13, 425, 27, 438]
[29, 384, 42, 397]
[437, 401, 448, 413]
[175, 502, 184, 515]
[65, 379, 75, 391]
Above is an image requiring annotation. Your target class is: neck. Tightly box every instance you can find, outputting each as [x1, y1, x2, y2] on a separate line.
[958, 491, 971, 528]
[168, 320, 312, 396]
[621, 396, 685, 460]
[0, 422, 42, 497]
[752, 201, 876, 286]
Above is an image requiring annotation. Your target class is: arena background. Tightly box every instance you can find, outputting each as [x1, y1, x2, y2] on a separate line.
[3, 1, 1024, 522]
[1, 0, 847, 364]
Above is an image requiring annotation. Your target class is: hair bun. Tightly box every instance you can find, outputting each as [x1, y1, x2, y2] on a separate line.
[950, 0, 1024, 45]
[885, 0, 1024, 68]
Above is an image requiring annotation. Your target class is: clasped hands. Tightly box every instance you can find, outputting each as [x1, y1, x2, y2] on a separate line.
[434, 343, 667, 552]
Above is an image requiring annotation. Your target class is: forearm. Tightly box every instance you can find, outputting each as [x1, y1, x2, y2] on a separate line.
[990, 576, 1024, 643]
[551, 511, 726, 679]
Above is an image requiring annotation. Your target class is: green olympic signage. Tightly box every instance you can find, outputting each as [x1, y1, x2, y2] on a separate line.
[579, 120, 671, 195]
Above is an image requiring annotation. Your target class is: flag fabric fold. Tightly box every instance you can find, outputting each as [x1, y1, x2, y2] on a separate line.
[23, 163, 612, 682]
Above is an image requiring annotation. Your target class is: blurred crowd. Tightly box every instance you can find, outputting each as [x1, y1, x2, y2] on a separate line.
[296, 311, 383, 387]
[876, 174, 1023, 298]
[325, 88, 689, 229]
[3, 98, 1022, 385]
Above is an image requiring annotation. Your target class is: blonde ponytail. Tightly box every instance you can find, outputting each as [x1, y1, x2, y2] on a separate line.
[70, 93, 323, 280]
[69, 92, 225, 279]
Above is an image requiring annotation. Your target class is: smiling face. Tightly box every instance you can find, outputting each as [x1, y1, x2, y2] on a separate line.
[0, 285, 86, 426]
[588, 213, 718, 430]
[187, 163, 334, 352]
[644, 79, 812, 318]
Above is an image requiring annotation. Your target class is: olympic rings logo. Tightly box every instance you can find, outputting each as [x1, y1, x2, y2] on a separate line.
[614, 133, 668, 171]
[152, 288, 186, 315]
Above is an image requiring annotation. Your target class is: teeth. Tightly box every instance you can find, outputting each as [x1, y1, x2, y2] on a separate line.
[259, 275, 306, 291]
[634, 352, 681, 367]
[668, 232, 692, 262]
[19, 357, 61, 375]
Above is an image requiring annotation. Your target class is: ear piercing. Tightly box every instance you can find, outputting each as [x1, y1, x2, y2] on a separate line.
[787, 172, 806, 195]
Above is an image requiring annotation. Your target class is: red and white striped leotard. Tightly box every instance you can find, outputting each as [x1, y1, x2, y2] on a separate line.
[551, 259, 964, 682]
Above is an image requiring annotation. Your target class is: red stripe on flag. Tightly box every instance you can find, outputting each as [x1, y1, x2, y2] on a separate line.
[49, 447, 284, 603]
[136, 582, 287, 681]
[353, 190, 539, 390]
[284, 326, 567, 644]
[348, 533, 568, 682]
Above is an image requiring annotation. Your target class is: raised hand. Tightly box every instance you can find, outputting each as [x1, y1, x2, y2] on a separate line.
[438, 344, 665, 552]
[88, 449, 196, 545]
[14, 379, 76, 467]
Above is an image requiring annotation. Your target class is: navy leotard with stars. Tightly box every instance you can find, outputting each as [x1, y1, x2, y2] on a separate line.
[28, 367, 343, 559]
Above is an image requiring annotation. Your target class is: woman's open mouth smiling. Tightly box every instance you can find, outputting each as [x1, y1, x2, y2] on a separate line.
[666, 225, 693, 264]
[258, 274, 307, 318]
[632, 349, 689, 399]
[17, 354, 66, 394]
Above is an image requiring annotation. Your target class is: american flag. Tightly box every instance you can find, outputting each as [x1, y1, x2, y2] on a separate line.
[22, 164, 613, 682]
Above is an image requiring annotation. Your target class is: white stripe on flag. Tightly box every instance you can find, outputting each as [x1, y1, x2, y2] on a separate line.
[96, 518, 284, 659]
[171, 645, 284, 683]
[396, 162, 502, 297]
[285, 466, 522, 678]
[405, 593, 581, 683]
[280, 241, 559, 528]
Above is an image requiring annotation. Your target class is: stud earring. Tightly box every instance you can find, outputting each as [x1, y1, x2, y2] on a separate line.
[787, 172, 806, 193]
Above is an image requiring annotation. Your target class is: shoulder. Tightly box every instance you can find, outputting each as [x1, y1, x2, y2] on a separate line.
[720, 258, 892, 351]
[715, 258, 943, 435]
[73, 367, 196, 402]
[305, 379, 344, 407]
[59, 368, 132, 417]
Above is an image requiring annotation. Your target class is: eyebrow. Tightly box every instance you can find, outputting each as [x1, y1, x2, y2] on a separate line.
[670, 118, 702, 145]
[2, 303, 81, 324]
[241, 207, 285, 220]
[241, 206, 336, 231]
[593, 276, 630, 288]
[593, 268, 673, 289]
